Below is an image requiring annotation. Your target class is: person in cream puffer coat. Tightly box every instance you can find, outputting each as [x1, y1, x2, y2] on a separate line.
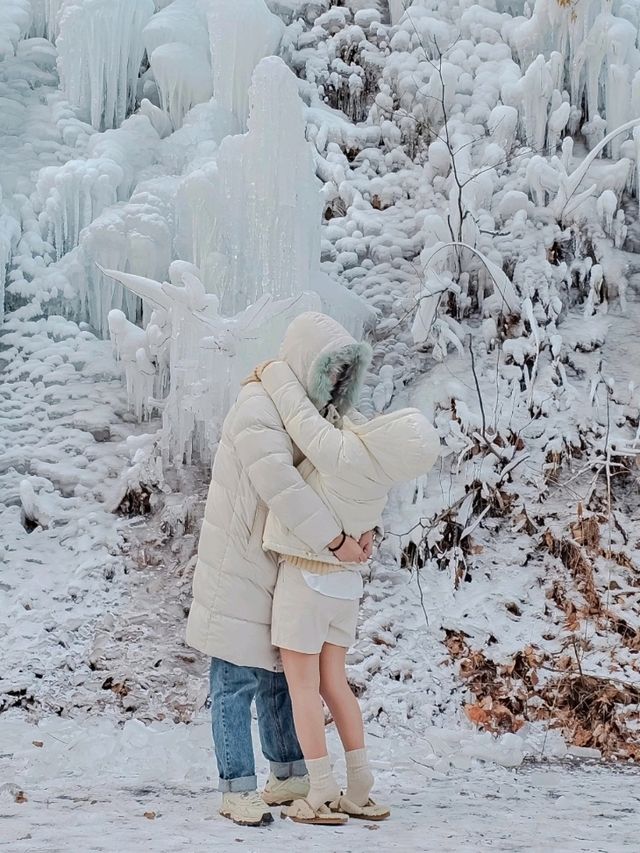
[255, 359, 439, 825]
[259, 360, 440, 569]
[185, 311, 373, 827]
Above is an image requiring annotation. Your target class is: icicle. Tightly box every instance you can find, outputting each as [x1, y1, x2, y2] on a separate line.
[371, 365, 394, 413]
[606, 64, 630, 158]
[28, 0, 67, 41]
[57, 0, 155, 130]
[597, 190, 617, 238]
[0, 204, 21, 324]
[139, 98, 174, 138]
[105, 263, 322, 463]
[560, 136, 573, 173]
[32, 115, 160, 261]
[80, 192, 173, 337]
[520, 55, 553, 152]
[108, 308, 156, 420]
[582, 114, 607, 152]
[0, 0, 31, 57]
[635, 126, 640, 212]
[632, 70, 640, 127]
[488, 105, 518, 154]
[412, 270, 450, 346]
[203, 0, 285, 130]
[612, 210, 627, 249]
[526, 155, 559, 207]
[389, 0, 409, 25]
[150, 43, 213, 129]
[177, 56, 323, 315]
[547, 101, 570, 154]
[546, 52, 564, 92]
[34, 160, 122, 260]
[143, 0, 210, 58]
[583, 264, 603, 318]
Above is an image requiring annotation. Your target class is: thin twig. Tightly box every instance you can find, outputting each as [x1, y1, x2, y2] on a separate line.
[468, 337, 486, 439]
[414, 565, 429, 626]
[570, 635, 584, 678]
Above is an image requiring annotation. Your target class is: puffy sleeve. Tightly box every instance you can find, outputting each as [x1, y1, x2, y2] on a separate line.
[232, 391, 342, 553]
[259, 361, 368, 475]
[344, 406, 368, 425]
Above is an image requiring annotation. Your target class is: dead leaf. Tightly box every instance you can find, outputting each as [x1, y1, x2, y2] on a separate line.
[143, 811, 156, 820]
[570, 516, 600, 549]
[15, 791, 28, 804]
[32, 740, 43, 748]
[464, 703, 490, 726]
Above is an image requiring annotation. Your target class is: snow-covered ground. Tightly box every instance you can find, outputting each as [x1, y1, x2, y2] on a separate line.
[2, 715, 639, 852]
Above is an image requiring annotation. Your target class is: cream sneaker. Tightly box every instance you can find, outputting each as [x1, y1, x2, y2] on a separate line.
[262, 772, 310, 806]
[220, 791, 274, 826]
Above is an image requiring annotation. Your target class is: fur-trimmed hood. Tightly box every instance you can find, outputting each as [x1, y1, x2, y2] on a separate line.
[278, 312, 372, 414]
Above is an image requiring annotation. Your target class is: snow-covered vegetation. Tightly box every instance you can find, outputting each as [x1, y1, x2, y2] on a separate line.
[2, 3, 639, 826]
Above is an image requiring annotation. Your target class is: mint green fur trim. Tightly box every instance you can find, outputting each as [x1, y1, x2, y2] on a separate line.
[308, 341, 372, 414]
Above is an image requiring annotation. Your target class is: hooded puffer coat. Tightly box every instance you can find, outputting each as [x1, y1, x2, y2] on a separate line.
[185, 312, 372, 671]
[259, 360, 440, 565]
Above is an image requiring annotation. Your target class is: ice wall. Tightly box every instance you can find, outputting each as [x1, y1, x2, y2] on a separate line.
[0, 0, 31, 59]
[57, 0, 155, 130]
[32, 115, 160, 262]
[0, 205, 20, 324]
[505, 0, 640, 152]
[143, 0, 210, 58]
[204, 0, 285, 129]
[29, 0, 66, 42]
[389, 0, 409, 25]
[178, 56, 323, 316]
[150, 43, 213, 129]
[103, 263, 320, 464]
[77, 173, 177, 337]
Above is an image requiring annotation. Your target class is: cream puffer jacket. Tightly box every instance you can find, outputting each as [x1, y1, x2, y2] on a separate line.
[260, 360, 440, 565]
[185, 312, 372, 671]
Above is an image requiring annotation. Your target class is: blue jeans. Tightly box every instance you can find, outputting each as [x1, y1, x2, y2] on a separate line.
[210, 658, 306, 793]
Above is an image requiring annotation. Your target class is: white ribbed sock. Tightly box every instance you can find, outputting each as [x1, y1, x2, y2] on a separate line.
[306, 755, 340, 810]
[345, 748, 374, 807]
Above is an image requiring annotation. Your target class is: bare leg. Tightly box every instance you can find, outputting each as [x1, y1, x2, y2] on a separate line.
[318, 643, 365, 752]
[280, 647, 340, 809]
[319, 643, 373, 807]
[280, 648, 326, 759]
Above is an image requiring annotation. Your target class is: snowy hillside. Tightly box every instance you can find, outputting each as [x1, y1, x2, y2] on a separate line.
[1, 0, 640, 843]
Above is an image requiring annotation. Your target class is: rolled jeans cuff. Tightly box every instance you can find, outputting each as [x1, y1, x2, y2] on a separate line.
[270, 758, 307, 779]
[218, 774, 257, 793]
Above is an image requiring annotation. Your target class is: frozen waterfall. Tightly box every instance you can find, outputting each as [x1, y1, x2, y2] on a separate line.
[205, 0, 285, 129]
[57, 0, 155, 130]
[178, 56, 322, 315]
[103, 54, 371, 460]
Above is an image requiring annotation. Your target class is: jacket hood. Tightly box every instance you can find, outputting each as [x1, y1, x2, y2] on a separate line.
[279, 312, 372, 414]
[346, 407, 440, 484]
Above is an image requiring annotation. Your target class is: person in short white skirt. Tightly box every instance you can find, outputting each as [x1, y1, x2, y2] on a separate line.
[256, 359, 440, 825]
